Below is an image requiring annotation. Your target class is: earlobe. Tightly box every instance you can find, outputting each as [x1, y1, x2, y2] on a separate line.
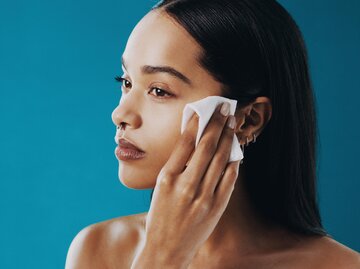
[234, 96, 272, 145]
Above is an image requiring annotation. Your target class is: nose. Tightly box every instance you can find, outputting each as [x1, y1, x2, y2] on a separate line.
[111, 93, 142, 130]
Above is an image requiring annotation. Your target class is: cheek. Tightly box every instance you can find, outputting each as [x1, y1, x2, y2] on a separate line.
[117, 107, 187, 189]
[146, 117, 181, 164]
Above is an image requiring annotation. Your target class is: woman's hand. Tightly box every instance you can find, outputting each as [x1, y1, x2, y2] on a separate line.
[131, 102, 240, 269]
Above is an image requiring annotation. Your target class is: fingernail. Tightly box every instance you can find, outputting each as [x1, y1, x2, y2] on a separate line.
[227, 115, 236, 129]
[220, 102, 230, 116]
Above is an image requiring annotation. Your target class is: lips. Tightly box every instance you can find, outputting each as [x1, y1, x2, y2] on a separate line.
[116, 137, 145, 152]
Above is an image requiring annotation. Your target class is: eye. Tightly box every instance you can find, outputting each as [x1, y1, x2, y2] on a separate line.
[114, 75, 173, 99]
[148, 87, 173, 99]
[115, 76, 131, 90]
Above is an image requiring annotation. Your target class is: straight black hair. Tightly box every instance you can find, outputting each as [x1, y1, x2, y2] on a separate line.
[149, 0, 328, 236]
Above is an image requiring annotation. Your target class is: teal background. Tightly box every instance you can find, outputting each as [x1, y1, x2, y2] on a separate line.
[0, 0, 359, 268]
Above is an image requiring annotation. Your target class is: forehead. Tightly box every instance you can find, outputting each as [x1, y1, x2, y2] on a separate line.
[122, 10, 203, 76]
[122, 9, 224, 97]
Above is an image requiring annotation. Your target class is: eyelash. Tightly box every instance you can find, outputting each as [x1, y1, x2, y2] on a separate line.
[114, 75, 173, 99]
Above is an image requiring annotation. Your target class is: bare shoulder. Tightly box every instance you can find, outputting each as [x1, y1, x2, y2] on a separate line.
[316, 236, 360, 268]
[292, 235, 360, 269]
[65, 212, 147, 269]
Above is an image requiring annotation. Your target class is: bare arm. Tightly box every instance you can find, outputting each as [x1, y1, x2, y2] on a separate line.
[131, 240, 189, 269]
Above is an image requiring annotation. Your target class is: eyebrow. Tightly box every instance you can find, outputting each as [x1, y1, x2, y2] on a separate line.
[121, 56, 193, 86]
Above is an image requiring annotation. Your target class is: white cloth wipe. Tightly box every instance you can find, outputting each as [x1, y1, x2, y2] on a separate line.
[180, 95, 243, 162]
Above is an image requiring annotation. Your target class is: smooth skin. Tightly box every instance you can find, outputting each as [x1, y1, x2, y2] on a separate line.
[131, 105, 242, 269]
[65, 9, 360, 269]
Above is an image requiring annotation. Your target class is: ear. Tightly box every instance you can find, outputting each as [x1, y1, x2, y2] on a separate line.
[234, 97, 272, 146]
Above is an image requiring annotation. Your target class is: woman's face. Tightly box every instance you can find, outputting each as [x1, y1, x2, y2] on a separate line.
[111, 10, 224, 189]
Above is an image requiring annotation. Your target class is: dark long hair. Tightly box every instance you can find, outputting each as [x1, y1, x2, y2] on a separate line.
[149, 0, 328, 236]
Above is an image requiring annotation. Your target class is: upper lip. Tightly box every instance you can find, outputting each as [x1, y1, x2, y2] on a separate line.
[115, 136, 145, 152]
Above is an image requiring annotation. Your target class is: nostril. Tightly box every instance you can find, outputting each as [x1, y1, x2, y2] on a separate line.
[119, 122, 126, 130]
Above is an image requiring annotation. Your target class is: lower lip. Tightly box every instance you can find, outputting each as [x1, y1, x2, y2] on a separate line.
[115, 146, 146, 161]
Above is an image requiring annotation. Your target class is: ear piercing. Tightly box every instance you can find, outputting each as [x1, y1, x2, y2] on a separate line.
[240, 133, 257, 164]
[246, 132, 257, 146]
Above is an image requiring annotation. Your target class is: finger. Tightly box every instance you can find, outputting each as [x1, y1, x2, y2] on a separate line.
[213, 160, 240, 209]
[161, 112, 199, 177]
[200, 115, 236, 196]
[183, 102, 230, 188]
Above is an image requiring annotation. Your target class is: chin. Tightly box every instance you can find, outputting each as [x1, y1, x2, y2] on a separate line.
[118, 165, 156, 190]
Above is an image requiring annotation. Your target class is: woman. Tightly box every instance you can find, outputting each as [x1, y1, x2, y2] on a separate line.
[66, 0, 360, 268]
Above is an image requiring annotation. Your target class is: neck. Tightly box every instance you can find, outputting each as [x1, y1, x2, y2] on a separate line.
[193, 165, 300, 261]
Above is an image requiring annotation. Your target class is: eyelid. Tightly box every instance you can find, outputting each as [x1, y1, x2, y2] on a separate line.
[114, 75, 174, 99]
